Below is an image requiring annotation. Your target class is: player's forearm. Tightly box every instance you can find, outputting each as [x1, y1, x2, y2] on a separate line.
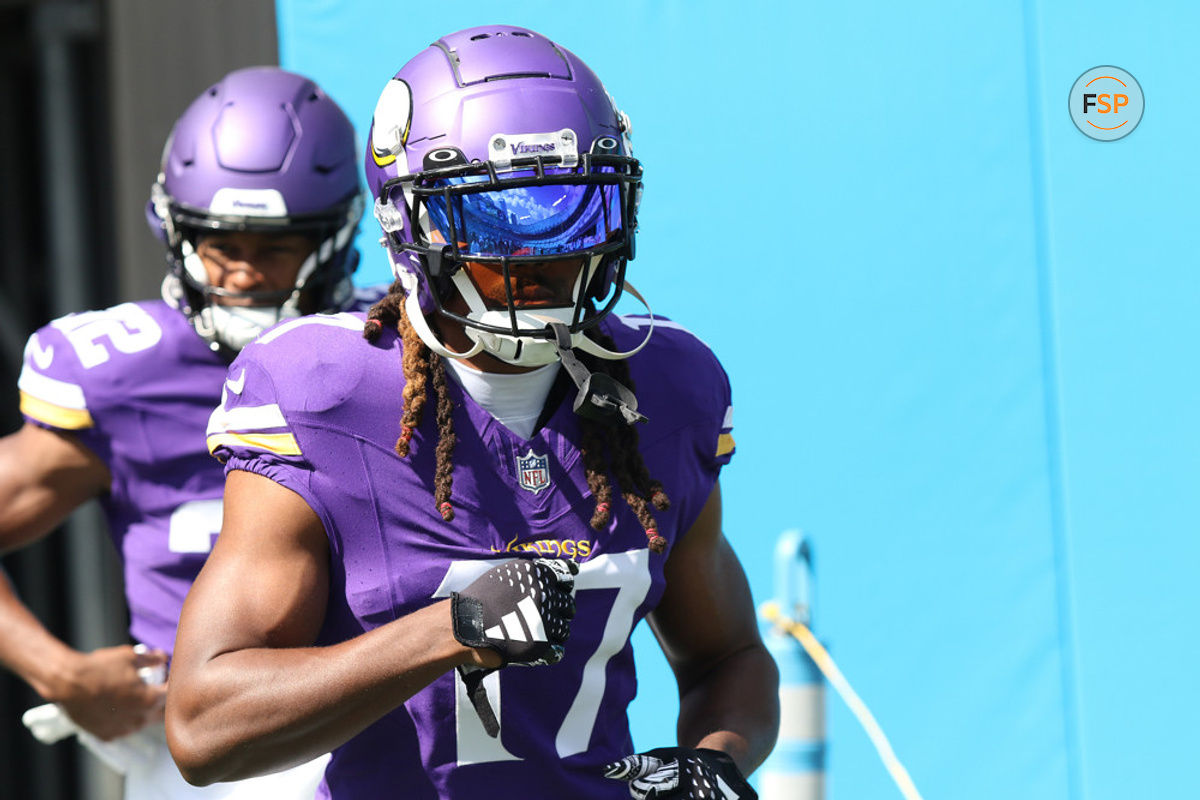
[0, 475, 69, 553]
[676, 642, 781, 776]
[167, 599, 476, 785]
[0, 568, 81, 699]
[0, 425, 109, 553]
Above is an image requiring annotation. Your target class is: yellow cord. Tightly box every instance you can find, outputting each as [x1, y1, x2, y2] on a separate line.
[761, 601, 925, 800]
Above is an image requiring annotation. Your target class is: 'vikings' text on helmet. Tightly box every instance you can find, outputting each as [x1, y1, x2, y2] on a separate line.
[148, 66, 364, 353]
[366, 25, 648, 368]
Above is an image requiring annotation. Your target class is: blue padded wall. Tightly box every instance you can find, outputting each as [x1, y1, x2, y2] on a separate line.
[276, 2, 1199, 798]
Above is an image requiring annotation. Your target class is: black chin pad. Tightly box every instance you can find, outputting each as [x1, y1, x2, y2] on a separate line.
[546, 322, 647, 427]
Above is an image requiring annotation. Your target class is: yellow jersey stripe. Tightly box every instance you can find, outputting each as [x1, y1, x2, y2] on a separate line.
[206, 432, 302, 457]
[19, 392, 94, 430]
[716, 433, 736, 457]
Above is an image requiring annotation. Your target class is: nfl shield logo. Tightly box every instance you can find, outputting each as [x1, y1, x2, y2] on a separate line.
[516, 449, 551, 494]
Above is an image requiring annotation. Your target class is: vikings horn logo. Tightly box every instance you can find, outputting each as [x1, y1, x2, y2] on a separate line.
[370, 78, 412, 167]
[516, 449, 551, 494]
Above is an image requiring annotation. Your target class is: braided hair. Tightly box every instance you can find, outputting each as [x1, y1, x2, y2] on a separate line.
[363, 282, 670, 551]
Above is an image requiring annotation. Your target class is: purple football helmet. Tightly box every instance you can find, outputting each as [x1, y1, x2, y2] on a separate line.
[148, 66, 364, 352]
[366, 25, 648, 367]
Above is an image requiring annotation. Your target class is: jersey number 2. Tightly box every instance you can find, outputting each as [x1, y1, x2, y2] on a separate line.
[54, 304, 163, 369]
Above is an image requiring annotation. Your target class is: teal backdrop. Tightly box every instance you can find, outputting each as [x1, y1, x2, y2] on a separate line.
[275, 2, 1199, 798]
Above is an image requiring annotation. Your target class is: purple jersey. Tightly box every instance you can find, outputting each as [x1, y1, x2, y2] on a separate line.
[208, 312, 736, 799]
[15, 289, 386, 655]
[17, 300, 227, 653]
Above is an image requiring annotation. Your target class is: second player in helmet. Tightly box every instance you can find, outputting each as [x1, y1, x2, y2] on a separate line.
[0, 66, 374, 799]
[149, 65, 364, 355]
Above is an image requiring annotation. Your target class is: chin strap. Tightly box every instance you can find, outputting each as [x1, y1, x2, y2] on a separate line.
[548, 322, 646, 426]
[400, 271, 655, 427]
[404, 288, 486, 360]
[572, 282, 655, 361]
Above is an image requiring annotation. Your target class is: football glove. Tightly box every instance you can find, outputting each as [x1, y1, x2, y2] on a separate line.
[604, 747, 758, 800]
[451, 557, 578, 667]
[452, 558, 578, 738]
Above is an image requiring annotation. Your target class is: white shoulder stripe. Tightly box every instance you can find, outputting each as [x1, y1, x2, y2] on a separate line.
[256, 312, 364, 346]
[206, 402, 289, 437]
[17, 367, 87, 410]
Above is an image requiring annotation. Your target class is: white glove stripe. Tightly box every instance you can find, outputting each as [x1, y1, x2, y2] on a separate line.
[500, 611, 527, 642]
[518, 595, 548, 641]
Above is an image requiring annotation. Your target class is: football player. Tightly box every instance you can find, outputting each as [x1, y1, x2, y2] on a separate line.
[0, 66, 375, 798]
[169, 26, 779, 799]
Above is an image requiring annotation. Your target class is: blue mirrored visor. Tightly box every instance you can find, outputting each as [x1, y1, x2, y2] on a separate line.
[422, 174, 623, 258]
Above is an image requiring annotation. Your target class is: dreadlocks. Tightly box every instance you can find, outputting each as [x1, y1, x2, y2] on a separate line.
[363, 282, 670, 551]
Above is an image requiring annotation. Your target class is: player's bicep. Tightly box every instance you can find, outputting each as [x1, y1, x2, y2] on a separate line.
[647, 482, 763, 691]
[175, 469, 329, 664]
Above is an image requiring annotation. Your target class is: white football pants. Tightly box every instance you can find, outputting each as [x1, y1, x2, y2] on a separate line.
[114, 723, 328, 800]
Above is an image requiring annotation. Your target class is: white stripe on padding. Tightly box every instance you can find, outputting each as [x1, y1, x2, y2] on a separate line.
[500, 612, 526, 641]
[780, 684, 826, 740]
[518, 596, 547, 642]
[760, 773, 824, 798]
[485, 625, 503, 640]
